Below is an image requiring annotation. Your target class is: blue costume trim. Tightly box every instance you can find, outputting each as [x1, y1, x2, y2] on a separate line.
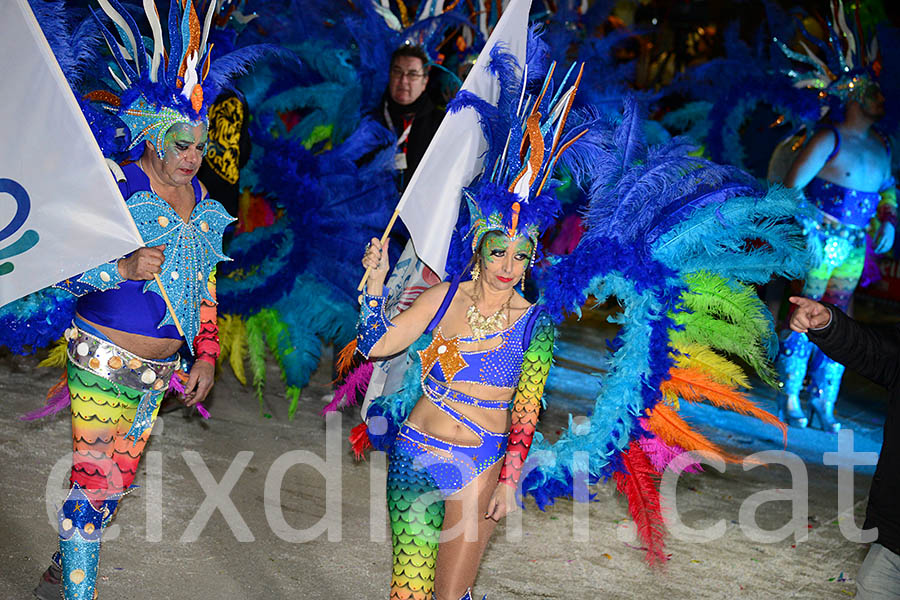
[129, 190, 232, 349]
[356, 289, 393, 358]
[422, 303, 536, 389]
[393, 389, 508, 496]
[57, 484, 112, 600]
[55, 259, 126, 296]
[806, 178, 882, 229]
[423, 377, 509, 409]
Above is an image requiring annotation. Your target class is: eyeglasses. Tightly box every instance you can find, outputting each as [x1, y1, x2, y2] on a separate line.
[390, 67, 425, 81]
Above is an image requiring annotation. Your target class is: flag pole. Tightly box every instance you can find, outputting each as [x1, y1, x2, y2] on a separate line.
[355, 0, 531, 298]
[357, 208, 401, 293]
[153, 272, 186, 338]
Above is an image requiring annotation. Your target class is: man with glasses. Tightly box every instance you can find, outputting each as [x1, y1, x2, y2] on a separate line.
[378, 44, 444, 192]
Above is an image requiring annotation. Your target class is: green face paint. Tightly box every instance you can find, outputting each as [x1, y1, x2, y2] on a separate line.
[162, 122, 209, 160]
[480, 231, 534, 264]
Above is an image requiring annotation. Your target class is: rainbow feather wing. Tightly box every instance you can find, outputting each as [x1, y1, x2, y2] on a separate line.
[526, 95, 813, 563]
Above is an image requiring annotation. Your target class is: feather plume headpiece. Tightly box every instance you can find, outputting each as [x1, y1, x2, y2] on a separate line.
[776, 0, 881, 110]
[85, 0, 281, 159]
[85, 0, 222, 158]
[454, 49, 592, 257]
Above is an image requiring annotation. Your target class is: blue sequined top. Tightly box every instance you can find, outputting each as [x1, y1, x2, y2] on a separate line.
[806, 177, 881, 229]
[423, 304, 536, 389]
[70, 163, 232, 344]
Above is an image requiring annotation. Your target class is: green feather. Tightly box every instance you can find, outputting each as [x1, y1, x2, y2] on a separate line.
[287, 385, 301, 420]
[245, 313, 269, 411]
[672, 272, 779, 385]
[681, 272, 776, 354]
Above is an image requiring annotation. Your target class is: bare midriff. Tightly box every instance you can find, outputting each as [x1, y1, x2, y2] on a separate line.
[406, 384, 513, 447]
[77, 313, 184, 359]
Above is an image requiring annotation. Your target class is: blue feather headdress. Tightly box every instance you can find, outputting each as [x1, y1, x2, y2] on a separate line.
[776, 0, 882, 117]
[85, 0, 277, 160]
[83, 0, 217, 158]
[451, 46, 595, 259]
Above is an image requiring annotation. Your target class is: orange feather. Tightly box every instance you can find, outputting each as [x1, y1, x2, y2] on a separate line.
[46, 371, 67, 401]
[662, 367, 787, 445]
[332, 339, 358, 384]
[646, 403, 742, 464]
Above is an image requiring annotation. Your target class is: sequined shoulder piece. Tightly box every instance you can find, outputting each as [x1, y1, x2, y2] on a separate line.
[127, 191, 234, 345]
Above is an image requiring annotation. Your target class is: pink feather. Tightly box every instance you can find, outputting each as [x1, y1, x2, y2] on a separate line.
[639, 435, 703, 474]
[321, 362, 374, 415]
[21, 375, 70, 420]
[169, 372, 186, 394]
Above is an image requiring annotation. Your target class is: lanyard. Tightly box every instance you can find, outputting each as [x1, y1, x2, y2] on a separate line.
[384, 103, 413, 149]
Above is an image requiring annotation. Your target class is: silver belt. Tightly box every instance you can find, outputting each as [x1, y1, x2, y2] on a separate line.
[65, 324, 178, 394]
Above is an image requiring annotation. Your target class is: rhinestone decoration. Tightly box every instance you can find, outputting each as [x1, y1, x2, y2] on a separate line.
[127, 190, 234, 350]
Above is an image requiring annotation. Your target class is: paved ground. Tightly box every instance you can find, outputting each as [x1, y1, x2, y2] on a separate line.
[0, 307, 886, 599]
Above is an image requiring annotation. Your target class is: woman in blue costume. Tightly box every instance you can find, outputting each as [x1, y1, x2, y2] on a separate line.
[353, 45, 591, 600]
[773, 3, 897, 432]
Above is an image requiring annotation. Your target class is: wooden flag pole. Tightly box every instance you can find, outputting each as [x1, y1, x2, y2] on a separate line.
[153, 272, 186, 338]
[356, 209, 401, 294]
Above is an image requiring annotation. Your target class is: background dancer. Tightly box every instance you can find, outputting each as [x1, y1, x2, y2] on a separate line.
[774, 3, 897, 432]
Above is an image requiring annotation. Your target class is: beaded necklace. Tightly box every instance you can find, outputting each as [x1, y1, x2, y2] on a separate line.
[466, 283, 513, 341]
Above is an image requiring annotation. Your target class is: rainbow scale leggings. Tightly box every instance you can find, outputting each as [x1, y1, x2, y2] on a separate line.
[387, 442, 446, 600]
[68, 360, 161, 505]
[777, 226, 866, 403]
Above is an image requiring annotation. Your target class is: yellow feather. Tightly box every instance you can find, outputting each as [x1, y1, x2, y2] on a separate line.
[38, 338, 67, 368]
[671, 342, 750, 389]
[229, 316, 248, 386]
[217, 313, 236, 364]
[217, 314, 248, 386]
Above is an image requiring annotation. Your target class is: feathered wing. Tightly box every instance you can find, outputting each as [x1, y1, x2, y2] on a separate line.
[522, 95, 814, 564]
[212, 0, 503, 413]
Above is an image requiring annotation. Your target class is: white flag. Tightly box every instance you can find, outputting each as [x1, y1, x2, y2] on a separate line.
[0, 0, 143, 306]
[397, 0, 531, 278]
[362, 240, 441, 414]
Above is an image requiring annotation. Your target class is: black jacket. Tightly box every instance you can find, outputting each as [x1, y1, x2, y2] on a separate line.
[374, 92, 444, 192]
[807, 305, 900, 554]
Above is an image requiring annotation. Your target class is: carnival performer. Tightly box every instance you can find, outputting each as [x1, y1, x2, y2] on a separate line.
[774, 5, 897, 432]
[346, 23, 814, 595]
[360, 225, 553, 600]
[32, 2, 233, 599]
[354, 43, 575, 599]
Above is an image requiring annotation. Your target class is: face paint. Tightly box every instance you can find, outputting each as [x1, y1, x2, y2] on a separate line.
[478, 232, 534, 288]
[147, 122, 209, 186]
[480, 232, 534, 264]
[162, 122, 209, 160]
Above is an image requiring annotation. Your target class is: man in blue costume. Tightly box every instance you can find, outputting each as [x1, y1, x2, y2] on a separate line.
[775, 11, 897, 431]
[33, 2, 232, 598]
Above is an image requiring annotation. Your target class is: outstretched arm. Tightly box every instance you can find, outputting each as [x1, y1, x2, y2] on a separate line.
[486, 311, 555, 520]
[356, 237, 445, 358]
[796, 296, 900, 393]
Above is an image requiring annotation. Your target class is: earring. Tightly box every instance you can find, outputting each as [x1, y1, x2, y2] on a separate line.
[471, 261, 481, 282]
[520, 267, 526, 288]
